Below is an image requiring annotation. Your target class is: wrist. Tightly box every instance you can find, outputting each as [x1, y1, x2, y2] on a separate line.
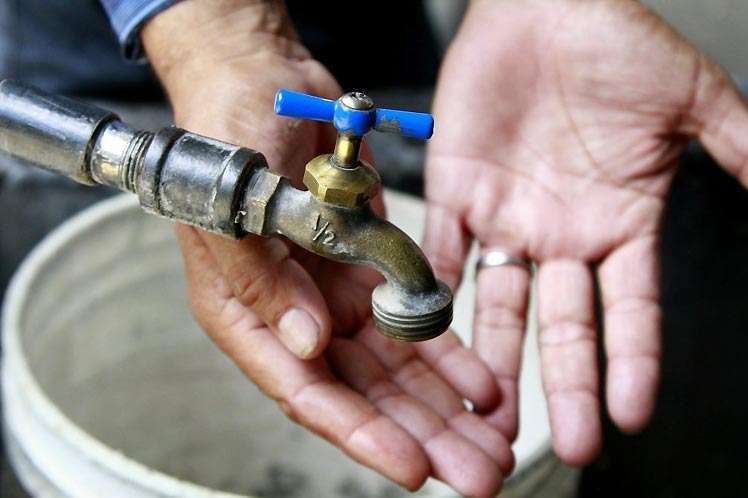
[142, 0, 308, 99]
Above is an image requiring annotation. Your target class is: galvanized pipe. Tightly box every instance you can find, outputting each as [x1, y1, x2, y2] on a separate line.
[0, 80, 116, 185]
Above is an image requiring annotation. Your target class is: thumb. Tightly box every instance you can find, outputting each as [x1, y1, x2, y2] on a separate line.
[685, 56, 748, 185]
[175, 225, 332, 360]
[422, 202, 470, 291]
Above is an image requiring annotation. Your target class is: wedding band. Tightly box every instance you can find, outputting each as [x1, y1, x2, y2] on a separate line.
[475, 250, 532, 273]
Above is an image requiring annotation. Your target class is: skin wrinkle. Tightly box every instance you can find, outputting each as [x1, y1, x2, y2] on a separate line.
[532, 162, 659, 258]
[553, 59, 681, 200]
[538, 5, 695, 193]
[431, 153, 565, 210]
[422, 205, 469, 288]
[490, 368, 522, 385]
[475, 340, 525, 385]
[474, 304, 526, 333]
[392, 402, 451, 445]
[143, 0, 304, 78]
[448, 412, 511, 459]
[608, 349, 661, 362]
[340, 413, 384, 449]
[667, 52, 702, 135]
[394, 359, 434, 389]
[357, 325, 501, 412]
[541, 354, 598, 391]
[552, 34, 605, 184]
[433, 147, 671, 249]
[328, 339, 510, 487]
[287, 378, 339, 418]
[385, 349, 467, 414]
[366, 381, 403, 405]
[546, 387, 598, 402]
[540, 326, 596, 352]
[598, 234, 660, 295]
[375, 395, 444, 442]
[710, 102, 747, 172]
[432, 344, 468, 373]
[605, 296, 660, 316]
[217, 296, 261, 337]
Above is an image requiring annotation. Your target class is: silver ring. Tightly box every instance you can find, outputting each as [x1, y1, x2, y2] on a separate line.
[475, 250, 532, 273]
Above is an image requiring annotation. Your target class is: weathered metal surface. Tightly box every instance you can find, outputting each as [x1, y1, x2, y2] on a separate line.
[246, 179, 452, 341]
[0, 80, 116, 185]
[302, 154, 380, 208]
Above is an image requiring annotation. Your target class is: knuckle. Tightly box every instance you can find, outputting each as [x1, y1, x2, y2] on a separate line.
[474, 304, 525, 331]
[539, 320, 595, 348]
[232, 269, 272, 309]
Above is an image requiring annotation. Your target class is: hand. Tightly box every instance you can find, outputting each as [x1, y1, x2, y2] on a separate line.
[143, 2, 512, 495]
[424, 0, 748, 465]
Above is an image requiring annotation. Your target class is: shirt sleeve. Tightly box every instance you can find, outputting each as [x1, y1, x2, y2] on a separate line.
[99, 0, 179, 62]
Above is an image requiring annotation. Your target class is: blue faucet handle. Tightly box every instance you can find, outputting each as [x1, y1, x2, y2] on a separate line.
[374, 108, 434, 141]
[274, 88, 433, 140]
[274, 89, 335, 123]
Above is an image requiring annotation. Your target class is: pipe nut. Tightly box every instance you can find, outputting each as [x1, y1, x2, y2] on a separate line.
[303, 154, 381, 208]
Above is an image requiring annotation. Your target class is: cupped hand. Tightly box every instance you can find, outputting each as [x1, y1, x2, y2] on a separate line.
[425, 0, 748, 465]
[142, 1, 512, 495]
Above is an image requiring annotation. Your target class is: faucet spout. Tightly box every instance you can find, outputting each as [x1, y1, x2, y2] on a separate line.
[241, 172, 453, 341]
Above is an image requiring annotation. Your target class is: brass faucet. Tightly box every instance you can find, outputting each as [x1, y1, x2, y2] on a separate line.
[0, 81, 453, 341]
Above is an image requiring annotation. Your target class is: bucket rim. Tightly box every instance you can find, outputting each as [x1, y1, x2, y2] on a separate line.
[1, 194, 248, 498]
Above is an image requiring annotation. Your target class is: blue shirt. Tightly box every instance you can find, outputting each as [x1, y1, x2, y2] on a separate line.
[0, 1, 439, 96]
[98, 0, 177, 61]
[0, 0, 159, 96]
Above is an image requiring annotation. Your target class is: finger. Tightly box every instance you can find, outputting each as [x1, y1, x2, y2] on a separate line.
[190, 228, 332, 360]
[328, 338, 505, 498]
[414, 331, 501, 413]
[537, 259, 601, 465]
[175, 226, 430, 490]
[419, 205, 504, 410]
[685, 56, 748, 186]
[422, 202, 470, 290]
[356, 327, 514, 475]
[472, 249, 531, 442]
[598, 235, 661, 433]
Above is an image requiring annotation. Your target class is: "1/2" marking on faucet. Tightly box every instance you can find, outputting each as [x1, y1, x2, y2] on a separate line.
[312, 213, 336, 246]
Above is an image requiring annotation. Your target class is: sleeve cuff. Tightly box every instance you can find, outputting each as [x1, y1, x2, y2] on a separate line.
[100, 0, 180, 63]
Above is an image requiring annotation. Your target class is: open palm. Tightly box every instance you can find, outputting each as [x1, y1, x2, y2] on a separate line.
[167, 55, 513, 496]
[425, 0, 748, 465]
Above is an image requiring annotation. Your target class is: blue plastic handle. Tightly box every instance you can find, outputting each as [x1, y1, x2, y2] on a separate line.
[274, 89, 334, 122]
[274, 88, 433, 140]
[375, 108, 434, 141]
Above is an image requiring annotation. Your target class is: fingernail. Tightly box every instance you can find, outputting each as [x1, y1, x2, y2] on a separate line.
[278, 308, 320, 359]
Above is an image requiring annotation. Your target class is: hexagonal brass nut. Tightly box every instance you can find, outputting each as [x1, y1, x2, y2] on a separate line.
[243, 168, 282, 236]
[303, 154, 381, 208]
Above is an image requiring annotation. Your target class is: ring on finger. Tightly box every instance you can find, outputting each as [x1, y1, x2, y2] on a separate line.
[475, 249, 533, 274]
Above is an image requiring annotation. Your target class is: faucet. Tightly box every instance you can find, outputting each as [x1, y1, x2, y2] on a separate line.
[0, 81, 453, 341]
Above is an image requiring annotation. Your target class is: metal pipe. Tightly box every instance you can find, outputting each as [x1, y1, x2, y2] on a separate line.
[0, 80, 267, 238]
[0, 80, 116, 185]
[90, 120, 151, 191]
[0, 80, 452, 341]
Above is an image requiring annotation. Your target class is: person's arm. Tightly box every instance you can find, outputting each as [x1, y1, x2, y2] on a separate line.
[424, 0, 748, 465]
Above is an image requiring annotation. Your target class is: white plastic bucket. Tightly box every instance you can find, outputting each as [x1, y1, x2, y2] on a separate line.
[2, 190, 577, 497]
